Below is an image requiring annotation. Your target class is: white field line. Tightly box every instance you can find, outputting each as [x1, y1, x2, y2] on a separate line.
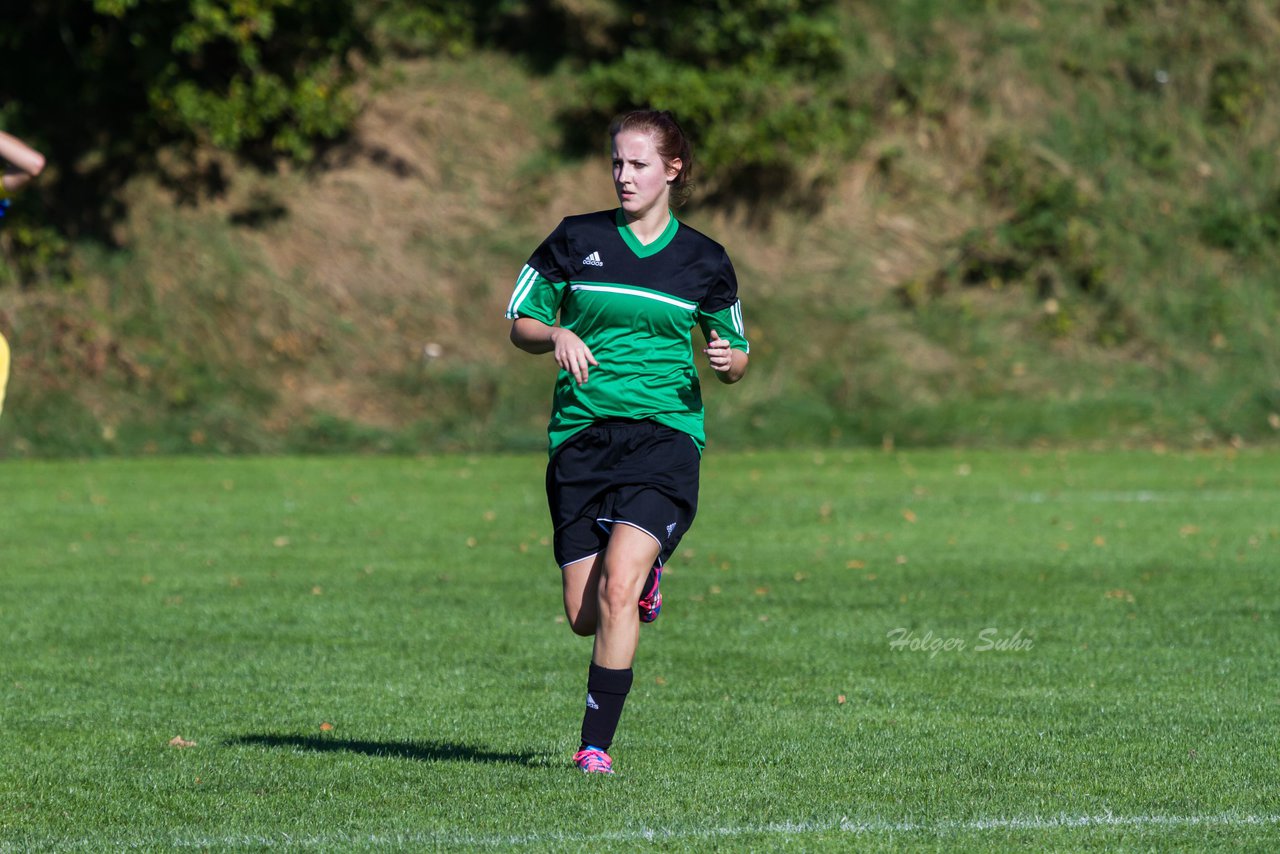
[1010, 489, 1264, 503]
[11, 813, 1280, 851]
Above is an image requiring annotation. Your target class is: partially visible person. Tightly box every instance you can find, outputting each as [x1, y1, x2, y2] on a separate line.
[0, 129, 47, 418]
[0, 130, 45, 197]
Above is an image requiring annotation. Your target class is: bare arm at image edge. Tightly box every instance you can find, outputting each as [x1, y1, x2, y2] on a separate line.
[0, 131, 46, 194]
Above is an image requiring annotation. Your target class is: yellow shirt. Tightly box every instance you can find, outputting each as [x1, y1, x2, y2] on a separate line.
[0, 331, 9, 416]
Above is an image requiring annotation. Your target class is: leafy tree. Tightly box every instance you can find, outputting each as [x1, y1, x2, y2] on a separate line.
[1, 0, 365, 263]
[531, 0, 863, 204]
[2, 0, 862, 283]
[372, 0, 861, 205]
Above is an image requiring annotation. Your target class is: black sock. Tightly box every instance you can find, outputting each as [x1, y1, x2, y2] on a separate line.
[579, 663, 633, 752]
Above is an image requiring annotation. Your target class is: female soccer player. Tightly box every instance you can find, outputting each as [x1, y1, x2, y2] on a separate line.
[0, 129, 47, 418]
[506, 109, 749, 774]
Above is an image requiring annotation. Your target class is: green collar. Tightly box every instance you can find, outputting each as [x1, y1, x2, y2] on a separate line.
[615, 208, 679, 258]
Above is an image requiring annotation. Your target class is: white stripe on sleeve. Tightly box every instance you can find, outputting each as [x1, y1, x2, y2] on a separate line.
[505, 265, 540, 319]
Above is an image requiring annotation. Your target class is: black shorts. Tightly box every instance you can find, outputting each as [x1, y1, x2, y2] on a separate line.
[546, 419, 700, 569]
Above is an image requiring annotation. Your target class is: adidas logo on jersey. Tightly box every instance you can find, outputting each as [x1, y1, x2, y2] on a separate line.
[582, 251, 604, 267]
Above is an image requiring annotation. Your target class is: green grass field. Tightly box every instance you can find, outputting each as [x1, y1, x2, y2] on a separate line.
[2, 449, 1277, 851]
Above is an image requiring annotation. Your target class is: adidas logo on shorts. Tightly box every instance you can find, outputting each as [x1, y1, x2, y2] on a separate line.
[582, 251, 604, 267]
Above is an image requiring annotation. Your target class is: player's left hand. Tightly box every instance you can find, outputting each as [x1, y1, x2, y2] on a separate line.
[703, 329, 733, 372]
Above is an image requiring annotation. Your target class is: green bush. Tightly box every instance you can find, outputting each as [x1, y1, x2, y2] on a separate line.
[1207, 56, 1264, 128]
[547, 0, 862, 199]
[120, 0, 364, 159]
[1, 1, 368, 285]
[0, 211, 70, 289]
[359, 0, 478, 57]
[1196, 191, 1280, 253]
[7, 0, 365, 161]
[944, 137, 1104, 298]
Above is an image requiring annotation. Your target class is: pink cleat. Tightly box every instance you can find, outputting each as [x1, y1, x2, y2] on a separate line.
[638, 565, 663, 623]
[573, 747, 614, 774]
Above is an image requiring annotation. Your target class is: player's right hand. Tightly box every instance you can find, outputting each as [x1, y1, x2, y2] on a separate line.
[551, 328, 598, 385]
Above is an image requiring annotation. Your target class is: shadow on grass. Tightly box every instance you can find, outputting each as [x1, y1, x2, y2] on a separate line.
[229, 734, 540, 766]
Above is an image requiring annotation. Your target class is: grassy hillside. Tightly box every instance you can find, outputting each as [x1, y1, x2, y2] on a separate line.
[2, 2, 1278, 456]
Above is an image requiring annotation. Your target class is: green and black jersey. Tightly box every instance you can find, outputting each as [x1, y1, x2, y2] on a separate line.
[507, 208, 749, 455]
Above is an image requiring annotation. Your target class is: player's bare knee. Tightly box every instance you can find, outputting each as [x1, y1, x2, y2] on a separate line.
[568, 615, 597, 636]
[598, 574, 641, 615]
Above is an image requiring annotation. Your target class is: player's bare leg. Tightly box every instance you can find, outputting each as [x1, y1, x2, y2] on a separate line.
[592, 525, 661, 668]
[574, 524, 661, 772]
[561, 553, 603, 636]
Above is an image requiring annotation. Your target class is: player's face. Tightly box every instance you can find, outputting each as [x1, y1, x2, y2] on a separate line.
[612, 130, 681, 221]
